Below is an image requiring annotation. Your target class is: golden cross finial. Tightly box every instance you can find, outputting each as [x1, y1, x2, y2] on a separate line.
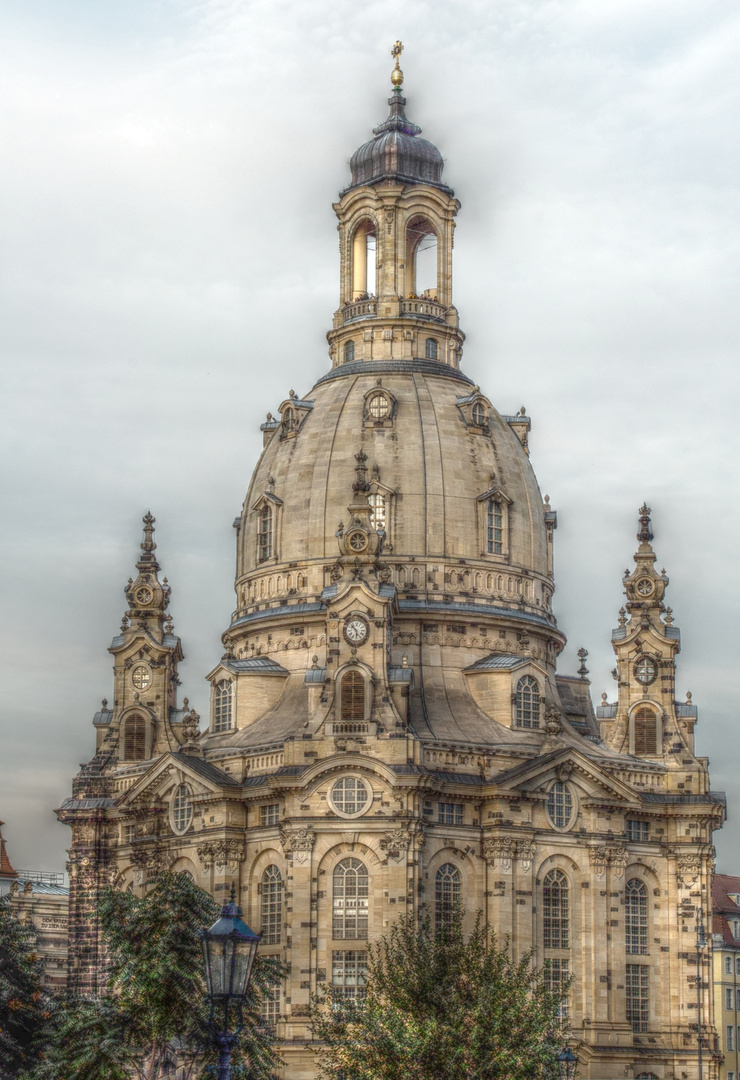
[391, 40, 404, 87]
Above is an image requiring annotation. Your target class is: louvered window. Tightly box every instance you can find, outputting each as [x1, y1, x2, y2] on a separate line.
[122, 714, 146, 760]
[341, 671, 365, 722]
[634, 707, 657, 755]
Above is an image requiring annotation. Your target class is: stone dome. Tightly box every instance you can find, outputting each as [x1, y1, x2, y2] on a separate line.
[346, 89, 452, 194]
[235, 360, 556, 641]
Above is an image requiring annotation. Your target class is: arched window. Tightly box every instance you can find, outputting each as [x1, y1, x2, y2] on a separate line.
[213, 680, 233, 732]
[281, 406, 295, 435]
[368, 492, 386, 531]
[352, 220, 376, 299]
[625, 879, 648, 954]
[472, 401, 486, 426]
[406, 218, 437, 296]
[258, 503, 273, 562]
[435, 864, 461, 933]
[425, 338, 438, 360]
[333, 858, 369, 939]
[487, 499, 503, 554]
[261, 865, 282, 944]
[634, 707, 657, 755]
[547, 782, 574, 830]
[341, 671, 365, 722]
[515, 676, 540, 728]
[171, 784, 193, 834]
[122, 714, 146, 760]
[543, 869, 569, 949]
[344, 340, 355, 363]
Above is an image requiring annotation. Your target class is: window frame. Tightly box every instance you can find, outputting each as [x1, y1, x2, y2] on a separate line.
[213, 679, 234, 733]
[515, 675, 541, 729]
[435, 863, 462, 934]
[329, 776, 372, 819]
[544, 957, 570, 1018]
[171, 783, 193, 835]
[543, 868, 570, 950]
[625, 878, 648, 955]
[632, 704, 659, 755]
[332, 858, 369, 941]
[121, 712, 147, 761]
[626, 963, 649, 1033]
[546, 781, 575, 831]
[331, 949, 368, 1003]
[260, 864, 283, 945]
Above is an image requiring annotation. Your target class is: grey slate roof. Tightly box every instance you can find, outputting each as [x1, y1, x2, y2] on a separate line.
[398, 598, 557, 631]
[93, 707, 114, 726]
[231, 603, 325, 630]
[225, 657, 289, 675]
[175, 753, 241, 788]
[388, 666, 413, 683]
[464, 653, 525, 672]
[314, 359, 474, 387]
[57, 798, 117, 810]
[304, 668, 327, 683]
[16, 881, 69, 895]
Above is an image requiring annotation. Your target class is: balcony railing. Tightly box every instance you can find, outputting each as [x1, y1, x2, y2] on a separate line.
[400, 297, 446, 320]
[342, 299, 377, 322]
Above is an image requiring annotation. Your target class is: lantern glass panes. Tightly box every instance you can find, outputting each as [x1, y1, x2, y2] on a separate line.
[200, 901, 261, 1001]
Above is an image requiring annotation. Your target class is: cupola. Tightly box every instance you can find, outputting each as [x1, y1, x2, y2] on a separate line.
[345, 42, 452, 195]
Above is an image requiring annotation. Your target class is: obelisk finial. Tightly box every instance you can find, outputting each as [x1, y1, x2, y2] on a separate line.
[391, 40, 404, 87]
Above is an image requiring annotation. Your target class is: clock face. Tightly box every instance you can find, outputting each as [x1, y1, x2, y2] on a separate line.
[135, 585, 153, 605]
[635, 577, 654, 597]
[634, 656, 657, 685]
[132, 665, 151, 691]
[344, 616, 369, 645]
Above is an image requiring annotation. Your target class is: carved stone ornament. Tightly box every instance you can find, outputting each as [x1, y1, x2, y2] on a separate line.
[589, 843, 628, 879]
[517, 840, 537, 871]
[380, 829, 411, 859]
[130, 845, 165, 872]
[555, 761, 574, 783]
[279, 827, 315, 865]
[197, 839, 246, 873]
[544, 705, 563, 737]
[180, 707, 201, 749]
[677, 854, 703, 887]
[483, 836, 516, 869]
[329, 560, 344, 583]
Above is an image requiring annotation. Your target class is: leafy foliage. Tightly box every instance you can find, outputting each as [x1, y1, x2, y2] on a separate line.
[311, 910, 570, 1080]
[24, 873, 283, 1080]
[0, 895, 49, 1079]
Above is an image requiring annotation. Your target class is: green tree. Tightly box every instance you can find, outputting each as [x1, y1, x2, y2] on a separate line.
[310, 910, 571, 1080]
[27, 872, 282, 1080]
[0, 895, 49, 1079]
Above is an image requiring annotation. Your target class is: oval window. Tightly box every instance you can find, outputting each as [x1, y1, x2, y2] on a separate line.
[547, 781, 574, 830]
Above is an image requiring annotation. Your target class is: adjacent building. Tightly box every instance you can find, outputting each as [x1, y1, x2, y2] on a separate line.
[713, 875, 740, 1080]
[57, 48, 725, 1080]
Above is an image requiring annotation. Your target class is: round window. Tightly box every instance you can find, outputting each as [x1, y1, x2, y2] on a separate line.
[634, 655, 657, 685]
[132, 664, 151, 691]
[330, 776, 371, 818]
[546, 781, 574, 830]
[367, 393, 390, 420]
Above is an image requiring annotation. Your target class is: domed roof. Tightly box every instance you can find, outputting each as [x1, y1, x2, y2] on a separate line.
[345, 89, 453, 195]
[240, 365, 549, 591]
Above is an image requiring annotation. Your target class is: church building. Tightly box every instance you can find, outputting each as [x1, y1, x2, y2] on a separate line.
[58, 46, 725, 1080]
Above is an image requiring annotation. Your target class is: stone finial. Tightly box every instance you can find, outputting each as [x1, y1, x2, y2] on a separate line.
[637, 503, 653, 544]
[577, 647, 589, 679]
[311, 655, 319, 669]
[353, 449, 370, 494]
[618, 607, 627, 627]
[101, 698, 108, 710]
[601, 692, 608, 704]
[141, 512, 156, 554]
[686, 691, 692, 704]
[664, 606, 674, 626]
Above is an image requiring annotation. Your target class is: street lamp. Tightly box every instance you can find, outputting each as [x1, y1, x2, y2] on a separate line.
[557, 1044, 578, 1080]
[199, 886, 262, 1080]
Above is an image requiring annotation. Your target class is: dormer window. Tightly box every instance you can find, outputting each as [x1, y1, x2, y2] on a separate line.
[425, 338, 438, 360]
[213, 679, 233, 732]
[487, 499, 503, 554]
[368, 492, 386, 531]
[515, 675, 540, 728]
[472, 402, 486, 426]
[258, 504, 273, 562]
[281, 407, 295, 435]
[367, 392, 390, 420]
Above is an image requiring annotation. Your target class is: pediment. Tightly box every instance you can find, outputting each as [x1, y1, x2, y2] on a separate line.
[493, 748, 640, 803]
[117, 752, 237, 809]
[251, 490, 283, 513]
[476, 486, 512, 505]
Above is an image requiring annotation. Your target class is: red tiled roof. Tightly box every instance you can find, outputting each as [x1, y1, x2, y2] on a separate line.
[0, 820, 18, 879]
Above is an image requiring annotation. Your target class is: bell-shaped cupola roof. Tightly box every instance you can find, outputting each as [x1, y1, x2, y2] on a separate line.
[345, 42, 452, 195]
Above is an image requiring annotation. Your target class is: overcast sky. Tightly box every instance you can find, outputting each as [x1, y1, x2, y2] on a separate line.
[1, 0, 738, 876]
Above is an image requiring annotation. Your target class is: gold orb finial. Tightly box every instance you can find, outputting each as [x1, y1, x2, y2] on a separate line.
[391, 40, 404, 87]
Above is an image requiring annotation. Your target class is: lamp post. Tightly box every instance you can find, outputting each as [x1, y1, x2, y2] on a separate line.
[696, 907, 707, 1080]
[199, 886, 262, 1080]
[557, 1044, 578, 1080]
